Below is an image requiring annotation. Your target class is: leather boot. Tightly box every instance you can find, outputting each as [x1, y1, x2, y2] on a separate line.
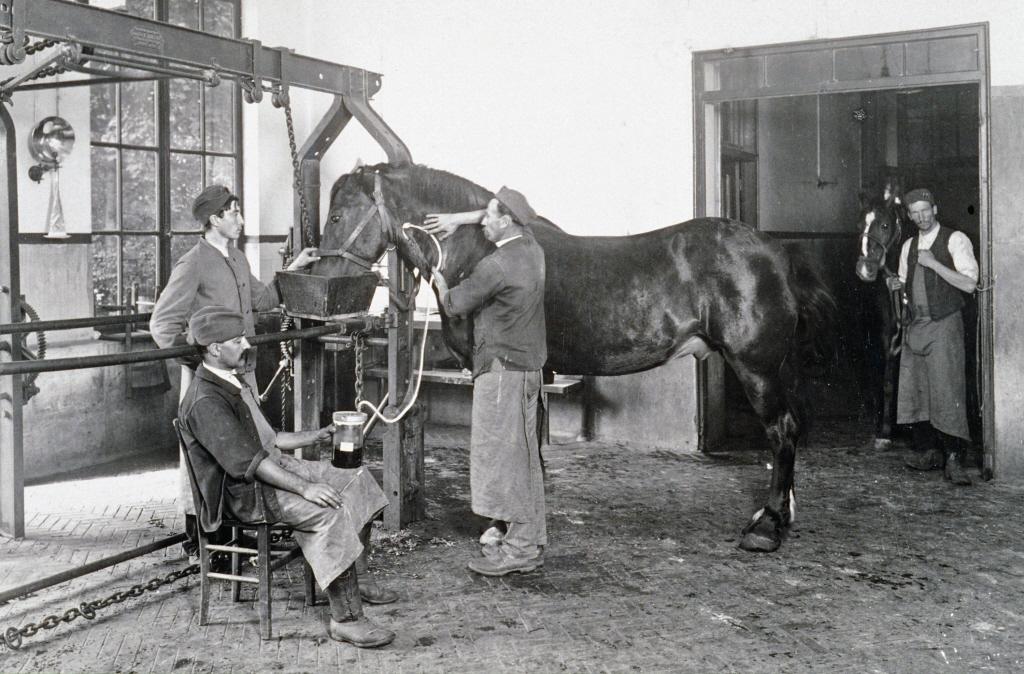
[944, 452, 973, 486]
[326, 568, 395, 648]
[904, 447, 944, 471]
[356, 526, 398, 605]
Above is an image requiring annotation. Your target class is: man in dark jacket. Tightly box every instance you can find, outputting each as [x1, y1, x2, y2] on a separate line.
[886, 188, 978, 485]
[430, 188, 548, 576]
[177, 305, 396, 647]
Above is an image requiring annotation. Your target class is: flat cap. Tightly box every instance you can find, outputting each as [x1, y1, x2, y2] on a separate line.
[192, 185, 236, 224]
[187, 305, 245, 346]
[495, 186, 536, 226]
[904, 188, 935, 206]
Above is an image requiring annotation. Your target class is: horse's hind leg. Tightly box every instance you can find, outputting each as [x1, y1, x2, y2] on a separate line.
[730, 359, 800, 553]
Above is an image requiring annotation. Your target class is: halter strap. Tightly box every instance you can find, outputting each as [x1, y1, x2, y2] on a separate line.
[316, 173, 398, 270]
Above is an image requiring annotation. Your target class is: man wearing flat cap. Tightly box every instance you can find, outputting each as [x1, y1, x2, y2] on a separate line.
[886, 187, 978, 485]
[178, 305, 397, 647]
[151, 185, 320, 547]
[425, 188, 549, 576]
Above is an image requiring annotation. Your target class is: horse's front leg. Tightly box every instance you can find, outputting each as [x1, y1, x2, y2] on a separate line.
[732, 363, 800, 553]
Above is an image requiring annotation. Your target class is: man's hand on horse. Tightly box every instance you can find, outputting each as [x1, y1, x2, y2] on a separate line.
[301, 481, 344, 509]
[422, 214, 463, 240]
[886, 276, 904, 292]
[286, 247, 322, 271]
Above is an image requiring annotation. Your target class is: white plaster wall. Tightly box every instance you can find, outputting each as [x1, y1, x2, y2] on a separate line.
[239, 0, 1024, 453]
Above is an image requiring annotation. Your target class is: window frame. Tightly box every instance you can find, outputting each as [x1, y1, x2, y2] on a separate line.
[90, 0, 242, 313]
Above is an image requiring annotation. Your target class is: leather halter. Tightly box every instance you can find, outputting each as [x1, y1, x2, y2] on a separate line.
[317, 173, 398, 271]
[861, 204, 903, 279]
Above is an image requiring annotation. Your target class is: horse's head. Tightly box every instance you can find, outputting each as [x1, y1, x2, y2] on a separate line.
[312, 163, 494, 281]
[855, 181, 907, 283]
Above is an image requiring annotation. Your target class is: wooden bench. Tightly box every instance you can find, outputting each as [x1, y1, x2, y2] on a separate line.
[365, 365, 583, 444]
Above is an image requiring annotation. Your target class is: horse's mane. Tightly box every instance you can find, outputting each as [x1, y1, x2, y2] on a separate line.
[330, 163, 564, 233]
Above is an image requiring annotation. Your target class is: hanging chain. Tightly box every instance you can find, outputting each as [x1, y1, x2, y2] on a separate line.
[273, 86, 312, 429]
[1, 564, 200, 651]
[354, 333, 365, 405]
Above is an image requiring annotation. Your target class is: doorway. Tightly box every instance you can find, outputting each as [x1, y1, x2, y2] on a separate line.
[693, 25, 992, 457]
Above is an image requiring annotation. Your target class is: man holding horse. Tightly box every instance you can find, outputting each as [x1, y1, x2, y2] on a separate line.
[151, 185, 320, 553]
[428, 188, 549, 576]
[886, 187, 978, 485]
[177, 305, 397, 647]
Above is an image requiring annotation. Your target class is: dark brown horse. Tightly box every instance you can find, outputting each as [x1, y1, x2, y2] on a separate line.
[312, 163, 836, 552]
[854, 182, 909, 448]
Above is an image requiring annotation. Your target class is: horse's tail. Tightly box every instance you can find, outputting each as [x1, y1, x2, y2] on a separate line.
[789, 251, 839, 371]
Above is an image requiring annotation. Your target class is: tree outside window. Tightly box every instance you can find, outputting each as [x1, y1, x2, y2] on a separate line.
[89, 0, 241, 313]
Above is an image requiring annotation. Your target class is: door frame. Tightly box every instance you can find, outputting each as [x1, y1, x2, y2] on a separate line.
[692, 23, 993, 460]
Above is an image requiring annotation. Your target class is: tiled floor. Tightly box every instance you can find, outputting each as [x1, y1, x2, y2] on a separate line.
[1, 423, 1022, 673]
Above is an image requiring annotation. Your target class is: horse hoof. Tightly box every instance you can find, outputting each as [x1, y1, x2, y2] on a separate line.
[739, 509, 784, 553]
[739, 529, 781, 553]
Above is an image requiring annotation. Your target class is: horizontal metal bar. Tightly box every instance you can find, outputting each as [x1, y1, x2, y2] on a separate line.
[4, 0, 382, 98]
[319, 335, 389, 348]
[0, 324, 341, 376]
[0, 313, 151, 336]
[0, 533, 186, 604]
[207, 571, 258, 584]
[13, 74, 170, 92]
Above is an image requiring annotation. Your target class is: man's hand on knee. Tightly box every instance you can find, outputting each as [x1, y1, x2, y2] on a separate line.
[302, 481, 345, 509]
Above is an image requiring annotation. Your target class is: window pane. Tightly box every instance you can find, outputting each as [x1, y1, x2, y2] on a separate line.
[170, 153, 203, 231]
[204, 0, 236, 37]
[835, 44, 904, 81]
[91, 235, 120, 310]
[122, 150, 158, 231]
[172, 234, 202, 265]
[206, 155, 236, 193]
[169, 0, 200, 28]
[718, 56, 762, 91]
[766, 50, 831, 88]
[121, 81, 157, 146]
[169, 80, 202, 150]
[91, 147, 118, 231]
[905, 36, 978, 76]
[204, 82, 235, 153]
[123, 236, 158, 304]
[125, 0, 156, 18]
[90, 82, 117, 143]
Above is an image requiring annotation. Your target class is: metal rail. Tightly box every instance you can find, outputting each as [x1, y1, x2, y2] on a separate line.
[0, 313, 152, 336]
[0, 533, 186, 605]
[0, 324, 347, 377]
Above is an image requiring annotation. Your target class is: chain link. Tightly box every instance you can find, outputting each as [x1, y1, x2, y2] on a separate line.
[354, 333, 365, 405]
[281, 95, 313, 251]
[0, 564, 200, 651]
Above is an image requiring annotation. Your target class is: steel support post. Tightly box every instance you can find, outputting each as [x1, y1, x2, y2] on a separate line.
[295, 96, 353, 254]
[342, 94, 413, 165]
[0, 103, 24, 538]
[383, 250, 424, 530]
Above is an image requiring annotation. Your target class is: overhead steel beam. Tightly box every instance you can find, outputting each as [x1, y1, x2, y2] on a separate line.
[0, 0, 382, 98]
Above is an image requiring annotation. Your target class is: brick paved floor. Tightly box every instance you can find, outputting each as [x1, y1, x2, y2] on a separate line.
[2, 422, 1023, 673]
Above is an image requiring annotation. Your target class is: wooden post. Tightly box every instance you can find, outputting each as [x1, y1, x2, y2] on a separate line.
[383, 250, 424, 530]
[0, 103, 25, 538]
[292, 318, 323, 460]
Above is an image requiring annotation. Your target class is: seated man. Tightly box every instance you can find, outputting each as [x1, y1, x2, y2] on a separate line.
[177, 305, 396, 648]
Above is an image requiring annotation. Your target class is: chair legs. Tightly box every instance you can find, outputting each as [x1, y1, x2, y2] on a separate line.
[197, 522, 311, 640]
[198, 531, 211, 627]
[256, 527, 272, 640]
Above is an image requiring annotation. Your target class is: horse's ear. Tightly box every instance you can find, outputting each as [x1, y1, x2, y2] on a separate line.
[351, 157, 365, 173]
[858, 190, 870, 212]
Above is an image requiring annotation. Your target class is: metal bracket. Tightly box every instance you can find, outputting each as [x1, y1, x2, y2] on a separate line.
[272, 47, 294, 109]
[0, 0, 27, 65]
[239, 37, 263, 104]
[0, 43, 79, 102]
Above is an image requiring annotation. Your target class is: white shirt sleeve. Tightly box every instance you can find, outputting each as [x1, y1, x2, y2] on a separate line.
[898, 239, 911, 282]
[947, 231, 979, 283]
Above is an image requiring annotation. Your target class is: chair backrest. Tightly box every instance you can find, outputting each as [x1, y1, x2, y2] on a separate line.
[173, 417, 271, 527]
[172, 419, 207, 522]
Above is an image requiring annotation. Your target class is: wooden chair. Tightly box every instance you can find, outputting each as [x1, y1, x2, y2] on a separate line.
[173, 420, 317, 639]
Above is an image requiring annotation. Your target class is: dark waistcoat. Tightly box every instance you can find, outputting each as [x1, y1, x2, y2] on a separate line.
[906, 226, 966, 321]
